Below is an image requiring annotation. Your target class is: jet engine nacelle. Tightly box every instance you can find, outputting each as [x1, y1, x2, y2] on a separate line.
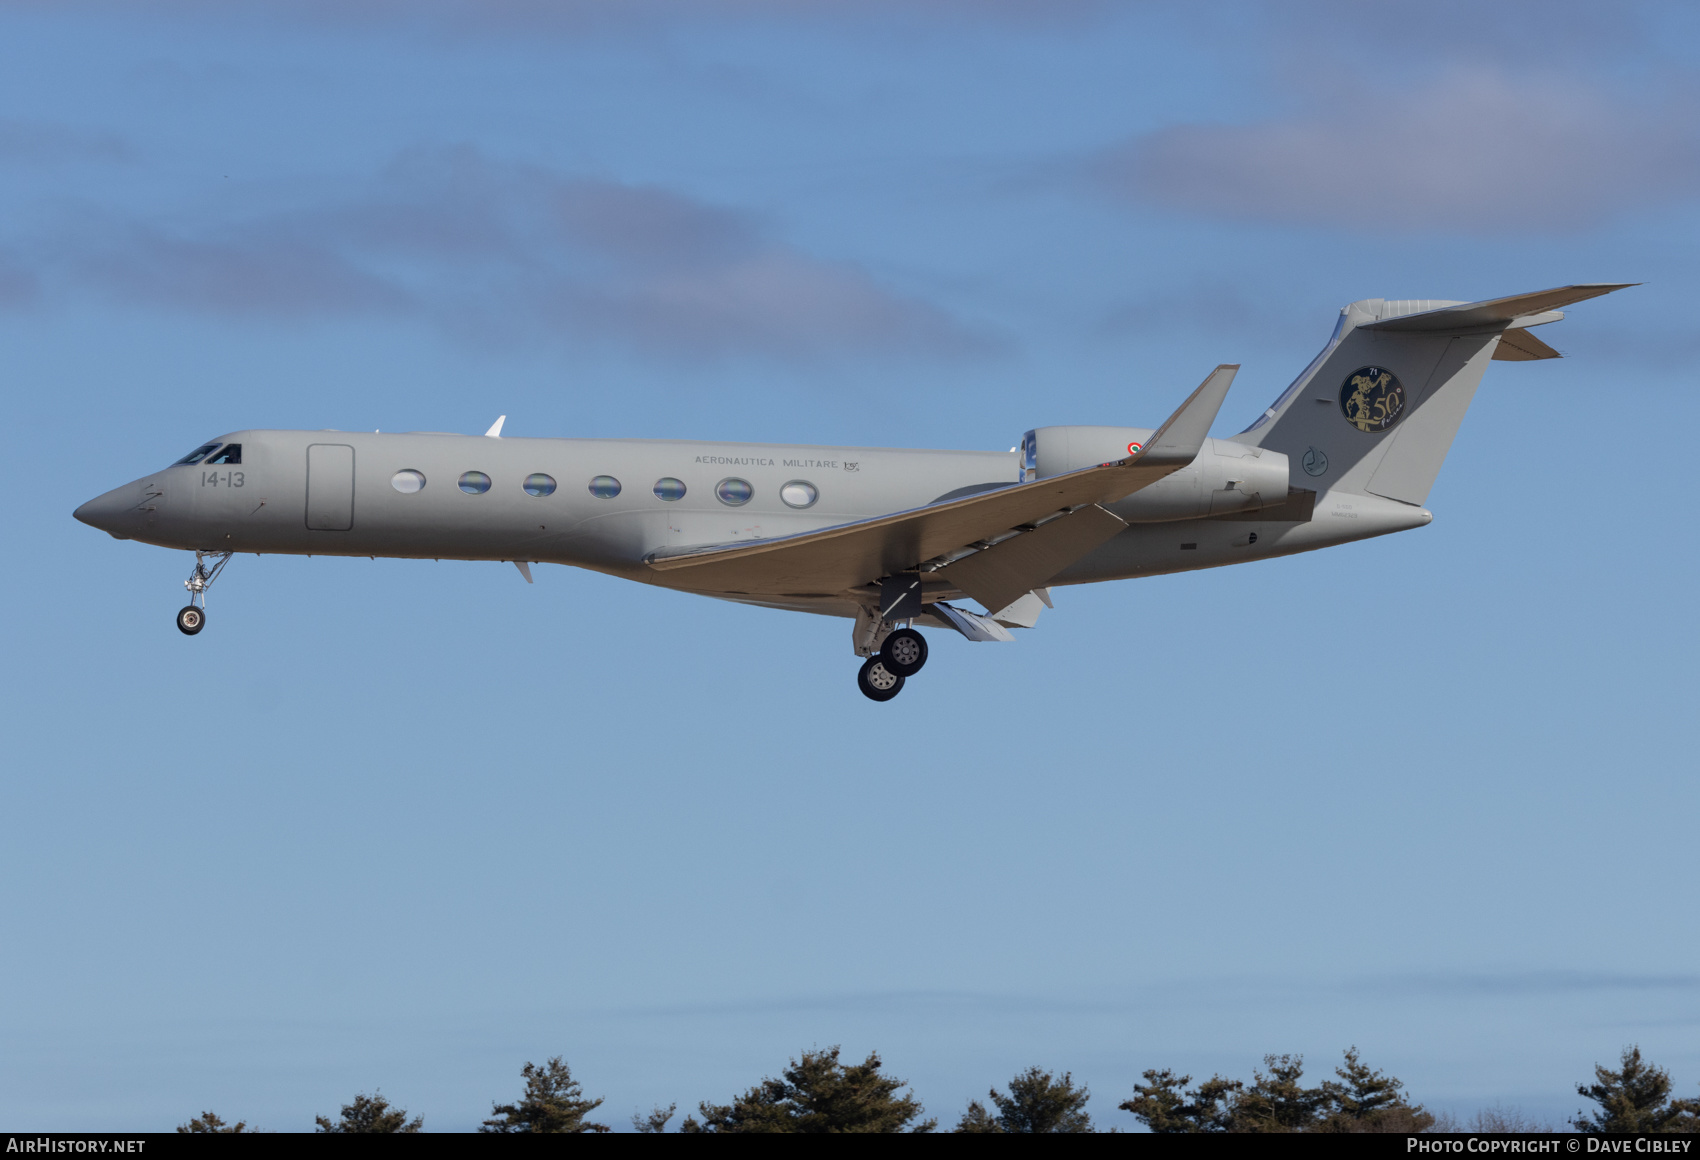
[1021, 426, 1289, 522]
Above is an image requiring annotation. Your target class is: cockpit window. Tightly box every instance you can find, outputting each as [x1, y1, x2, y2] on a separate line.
[173, 443, 222, 466]
[204, 444, 242, 465]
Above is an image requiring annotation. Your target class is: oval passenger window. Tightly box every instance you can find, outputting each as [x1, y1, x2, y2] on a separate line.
[459, 471, 492, 494]
[391, 470, 426, 494]
[589, 475, 622, 499]
[653, 478, 686, 502]
[780, 481, 818, 509]
[715, 478, 753, 506]
[524, 473, 557, 497]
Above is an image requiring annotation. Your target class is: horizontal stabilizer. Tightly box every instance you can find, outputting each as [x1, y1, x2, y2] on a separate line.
[1493, 328, 1561, 361]
[1362, 283, 1636, 334]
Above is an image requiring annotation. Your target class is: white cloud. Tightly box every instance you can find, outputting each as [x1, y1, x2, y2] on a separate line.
[0, 119, 132, 165]
[1098, 68, 1700, 233]
[12, 146, 993, 361]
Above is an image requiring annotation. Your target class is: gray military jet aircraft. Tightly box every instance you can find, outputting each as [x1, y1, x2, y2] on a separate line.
[75, 283, 1629, 700]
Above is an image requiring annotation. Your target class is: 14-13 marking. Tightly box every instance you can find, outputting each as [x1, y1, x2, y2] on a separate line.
[200, 471, 244, 487]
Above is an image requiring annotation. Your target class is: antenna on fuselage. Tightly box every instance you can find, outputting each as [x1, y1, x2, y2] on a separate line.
[485, 415, 506, 438]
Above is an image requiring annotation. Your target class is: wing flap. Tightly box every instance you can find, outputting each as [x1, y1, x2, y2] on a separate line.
[926, 602, 1016, 642]
[937, 503, 1126, 615]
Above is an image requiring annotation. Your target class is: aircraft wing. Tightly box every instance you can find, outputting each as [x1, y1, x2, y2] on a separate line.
[646, 365, 1238, 603]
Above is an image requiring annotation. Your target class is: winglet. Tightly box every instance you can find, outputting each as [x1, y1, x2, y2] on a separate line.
[1135, 364, 1238, 467]
[485, 415, 506, 438]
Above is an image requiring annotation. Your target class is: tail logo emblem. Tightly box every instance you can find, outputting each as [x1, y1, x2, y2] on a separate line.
[1340, 366, 1406, 433]
[1301, 446, 1328, 476]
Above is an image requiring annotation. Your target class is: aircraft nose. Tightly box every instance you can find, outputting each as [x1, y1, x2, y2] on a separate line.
[74, 485, 139, 538]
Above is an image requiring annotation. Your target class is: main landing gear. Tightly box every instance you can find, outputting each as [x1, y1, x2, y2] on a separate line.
[854, 626, 930, 702]
[177, 550, 232, 636]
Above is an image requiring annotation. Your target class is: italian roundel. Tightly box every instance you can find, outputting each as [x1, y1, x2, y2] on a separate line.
[1339, 366, 1405, 433]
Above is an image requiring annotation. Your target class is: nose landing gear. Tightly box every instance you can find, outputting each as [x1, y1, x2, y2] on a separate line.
[177, 550, 232, 636]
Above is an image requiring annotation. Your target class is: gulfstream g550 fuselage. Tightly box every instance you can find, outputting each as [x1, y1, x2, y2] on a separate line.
[74, 284, 1630, 700]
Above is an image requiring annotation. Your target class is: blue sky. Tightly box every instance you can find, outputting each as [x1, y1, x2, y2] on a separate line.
[3, 0, 1698, 1131]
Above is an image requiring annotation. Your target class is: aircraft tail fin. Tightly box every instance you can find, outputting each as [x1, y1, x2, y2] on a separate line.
[1234, 284, 1635, 506]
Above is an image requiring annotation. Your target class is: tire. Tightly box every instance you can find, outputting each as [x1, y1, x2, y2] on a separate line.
[879, 627, 928, 677]
[176, 606, 205, 636]
[857, 657, 905, 702]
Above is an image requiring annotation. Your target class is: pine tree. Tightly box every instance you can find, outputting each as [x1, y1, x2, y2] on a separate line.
[1317, 1047, 1434, 1133]
[313, 1092, 421, 1133]
[978, 1067, 1092, 1133]
[1120, 1069, 1241, 1133]
[176, 1111, 247, 1133]
[685, 1046, 935, 1133]
[633, 1103, 677, 1133]
[1230, 1055, 1328, 1132]
[481, 1057, 609, 1133]
[952, 1100, 1004, 1133]
[1573, 1046, 1700, 1134]
[1123, 1050, 1425, 1133]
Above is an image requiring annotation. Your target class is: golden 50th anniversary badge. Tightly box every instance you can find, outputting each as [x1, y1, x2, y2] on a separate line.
[1340, 366, 1405, 433]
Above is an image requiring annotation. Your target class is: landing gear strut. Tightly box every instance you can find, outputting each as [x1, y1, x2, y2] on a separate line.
[178, 550, 232, 636]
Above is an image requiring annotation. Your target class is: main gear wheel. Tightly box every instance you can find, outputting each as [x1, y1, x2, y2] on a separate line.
[856, 656, 905, 702]
[879, 627, 928, 677]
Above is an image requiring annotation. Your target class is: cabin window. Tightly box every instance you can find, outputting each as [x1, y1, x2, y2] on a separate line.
[715, 478, 753, 506]
[204, 444, 242, 465]
[524, 473, 557, 497]
[391, 469, 426, 494]
[780, 480, 818, 509]
[653, 477, 686, 502]
[459, 471, 492, 495]
[173, 443, 221, 466]
[589, 475, 622, 499]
